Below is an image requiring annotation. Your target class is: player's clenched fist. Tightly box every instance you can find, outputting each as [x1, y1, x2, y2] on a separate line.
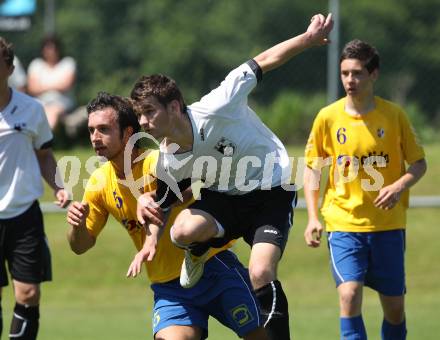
[67, 201, 90, 227]
[306, 13, 334, 46]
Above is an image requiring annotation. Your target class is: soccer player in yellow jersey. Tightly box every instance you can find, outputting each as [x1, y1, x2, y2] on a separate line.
[66, 92, 267, 339]
[303, 40, 427, 340]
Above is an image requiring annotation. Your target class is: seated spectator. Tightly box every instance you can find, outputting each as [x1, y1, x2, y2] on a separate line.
[27, 35, 76, 130]
[8, 56, 27, 92]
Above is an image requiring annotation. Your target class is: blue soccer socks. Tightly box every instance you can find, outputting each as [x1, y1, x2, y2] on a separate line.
[340, 315, 367, 340]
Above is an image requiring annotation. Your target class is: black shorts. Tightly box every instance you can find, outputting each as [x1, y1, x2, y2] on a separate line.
[0, 201, 52, 287]
[189, 186, 297, 254]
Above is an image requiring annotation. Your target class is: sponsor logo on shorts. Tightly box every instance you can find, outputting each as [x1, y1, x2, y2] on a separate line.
[264, 229, 278, 235]
[230, 304, 253, 327]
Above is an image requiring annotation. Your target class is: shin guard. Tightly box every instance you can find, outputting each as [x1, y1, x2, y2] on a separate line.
[9, 303, 39, 340]
[255, 280, 290, 340]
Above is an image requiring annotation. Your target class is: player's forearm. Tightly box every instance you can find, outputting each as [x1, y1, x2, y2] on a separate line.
[36, 150, 64, 192]
[304, 167, 321, 221]
[394, 158, 427, 192]
[254, 32, 314, 74]
[67, 225, 95, 255]
[144, 208, 171, 247]
[146, 223, 163, 245]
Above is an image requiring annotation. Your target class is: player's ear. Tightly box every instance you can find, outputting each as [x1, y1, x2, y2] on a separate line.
[7, 64, 14, 77]
[370, 68, 379, 82]
[167, 100, 181, 115]
[123, 126, 134, 143]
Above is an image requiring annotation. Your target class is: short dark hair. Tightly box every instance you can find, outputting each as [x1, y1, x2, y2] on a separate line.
[130, 74, 187, 115]
[340, 39, 380, 73]
[41, 34, 63, 59]
[87, 91, 141, 139]
[0, 36, 15, 67]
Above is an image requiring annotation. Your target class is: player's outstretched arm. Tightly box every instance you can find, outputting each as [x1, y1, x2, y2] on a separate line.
[254, 13, 333, 74]
[67, 201, 96, 254]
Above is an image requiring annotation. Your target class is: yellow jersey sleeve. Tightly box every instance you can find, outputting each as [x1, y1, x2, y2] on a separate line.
[83, 167, 110, 238]
[305, 110, 331, 170]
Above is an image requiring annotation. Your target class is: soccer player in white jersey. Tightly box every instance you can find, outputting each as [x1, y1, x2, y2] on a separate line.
[127, 14, 333, 340]
[0, 37, 69, 340]
[67, 92, 268, 340]
[303, 39, 427, 339]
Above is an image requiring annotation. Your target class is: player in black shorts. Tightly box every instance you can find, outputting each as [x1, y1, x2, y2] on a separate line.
[0, 37, 69, 340]
[129, 13, 333, 340]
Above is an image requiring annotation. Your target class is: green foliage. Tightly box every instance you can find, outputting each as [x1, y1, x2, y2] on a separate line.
[2, 0, 439, 135]
[405, 102, 438, 143]
[341, 0, 440, 121]
[25, 141, 440, 338]
[257, 91, 326, 144]
[2, 208, 440, 339]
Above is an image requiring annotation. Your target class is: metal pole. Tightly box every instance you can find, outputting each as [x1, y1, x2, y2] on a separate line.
[44, 0, 55, 34]
[327, 0, 340, 104]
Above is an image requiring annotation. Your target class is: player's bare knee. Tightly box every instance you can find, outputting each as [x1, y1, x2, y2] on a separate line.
[338, 286, 361, 313]
[170, 224, 191, 245]
[385, 310, 405, 325]
[249, 263, 275, 288]
[172, 213, 199, 245]
[15, 284, 40, 306]
[173, 209, 217, 244]
[383, 299, 405, 324]
[340, 291, 356, 306]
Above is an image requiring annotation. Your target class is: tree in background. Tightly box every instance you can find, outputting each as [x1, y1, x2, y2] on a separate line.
[3, 0, 438, 144]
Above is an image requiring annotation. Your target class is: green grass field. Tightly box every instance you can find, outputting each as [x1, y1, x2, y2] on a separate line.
[2, 209, 439, 339]
[2, 143, 439, 339]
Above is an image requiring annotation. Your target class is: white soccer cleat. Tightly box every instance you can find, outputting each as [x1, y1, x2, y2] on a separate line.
[179, 249, 209, 289]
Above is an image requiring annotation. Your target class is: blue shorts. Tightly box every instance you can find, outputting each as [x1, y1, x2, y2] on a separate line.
[151, 250, 262, 339]
[327, 230, 406, 296]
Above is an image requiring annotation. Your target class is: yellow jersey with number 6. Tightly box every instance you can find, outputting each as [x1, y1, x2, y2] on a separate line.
[305, 96, 425, 232]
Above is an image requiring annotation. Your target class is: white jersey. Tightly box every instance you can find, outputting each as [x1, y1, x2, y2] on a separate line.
[0, 89, 53, 218]
[160, 61, 290, 195]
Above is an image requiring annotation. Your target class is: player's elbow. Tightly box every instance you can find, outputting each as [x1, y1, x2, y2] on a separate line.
[418, 158, 427, 175]
[411, 158, 427, 180]
[69, 244, 89, 255]
[67, 235, 95, 255]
